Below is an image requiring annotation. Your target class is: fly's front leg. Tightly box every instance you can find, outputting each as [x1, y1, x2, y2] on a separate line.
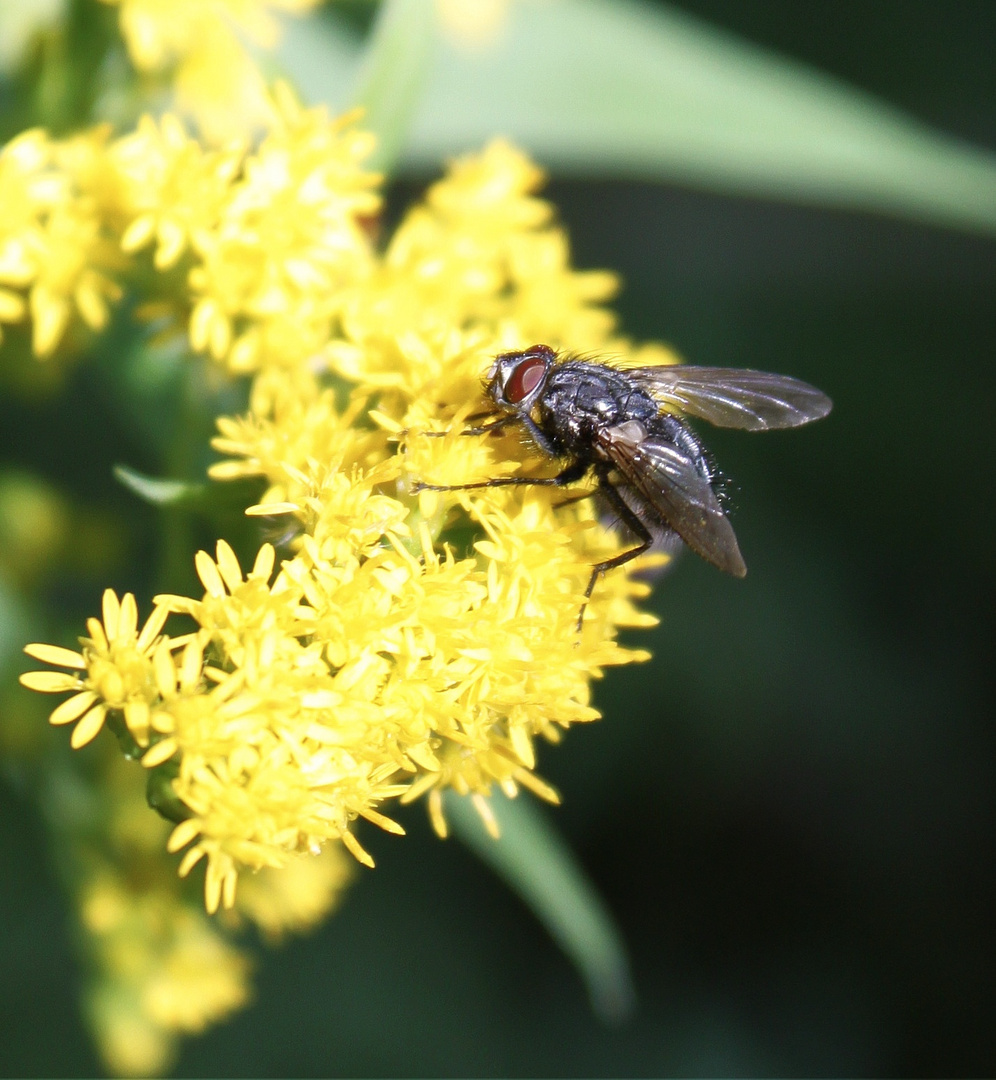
[420, 413, 515, 438]
[412, 458, 588, 495]
[576, 466, 653, 630]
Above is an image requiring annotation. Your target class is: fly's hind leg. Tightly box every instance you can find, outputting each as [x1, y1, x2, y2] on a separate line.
[577, 468, 653, 631]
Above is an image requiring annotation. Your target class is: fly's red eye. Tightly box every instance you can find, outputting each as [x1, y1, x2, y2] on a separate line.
[505, 357, 547, 403]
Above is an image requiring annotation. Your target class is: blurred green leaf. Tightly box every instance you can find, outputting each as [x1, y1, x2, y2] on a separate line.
[283, 0, 996, 234]
[113, 465, 205, 507]
[446, 791, 634, 1023]
[0, 576, 31, 670]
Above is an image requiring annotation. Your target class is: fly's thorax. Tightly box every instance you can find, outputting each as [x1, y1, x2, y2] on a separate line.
[538, 362, 659, 453]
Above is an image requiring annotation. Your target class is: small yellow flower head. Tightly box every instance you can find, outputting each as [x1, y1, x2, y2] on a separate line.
[146, 540, 413, 911]
[188, 86, 381, 373]
[112, 113, 245, 270]
[83, 875, 251, 1076]
[72, 753, 259, 1077]
[435, 0, 513, 49]
[0, 128, 122, 356]
[233, 844, 354, 941]
[21, 590, 171, 749]
[99, 0, 323, 141]
[102, 0, 319, 71]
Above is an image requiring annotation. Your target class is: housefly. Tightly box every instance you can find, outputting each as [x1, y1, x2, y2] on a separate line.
[414, 344, 831, 622]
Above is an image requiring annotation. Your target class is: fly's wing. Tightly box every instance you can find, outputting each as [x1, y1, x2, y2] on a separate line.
[597, 422, 747, 577]
[622, 365, 832, 431]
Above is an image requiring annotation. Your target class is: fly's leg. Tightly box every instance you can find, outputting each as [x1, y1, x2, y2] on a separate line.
[418, 414, 514, 438]
[552, 489, 599, 511]
[412, 458, 588, 495]
[577, 467, 653, 630]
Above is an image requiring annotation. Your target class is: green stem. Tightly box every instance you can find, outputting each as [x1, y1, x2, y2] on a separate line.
[446, 790, 635, 1023]
[351, 0, 435, 175]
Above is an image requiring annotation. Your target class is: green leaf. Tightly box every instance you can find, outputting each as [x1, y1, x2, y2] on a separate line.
[113, 464, 205, 507]
[445, 791, 634, 1023]
[282, 0, 996, 235]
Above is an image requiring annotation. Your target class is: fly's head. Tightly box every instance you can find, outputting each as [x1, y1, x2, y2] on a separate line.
[486, 344, 556, 417]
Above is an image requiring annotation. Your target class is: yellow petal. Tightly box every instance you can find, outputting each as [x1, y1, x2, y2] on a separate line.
[513, 768, 561, 805]
[101, 589, 121, 640]
[155, 219, 186, 268]
[358, 808, 405, 835]
[508, 722, 535, 769]
[179, 640, 203, 689]
[214, 539, 243, 593]
[75, 279, 110, 331]
[168, 818, 201, 853]
[120, 214, 155, 253]
[124, 700, 150, 739]
[245, 502, 298, 516]
[0, 287, 26, 321]
[19, 671, 81, 692]
[70, 705, 108, 748]
[195, 549, 225, 597]
[50, 690, 98, 725]
[340, 830, 375, 868]
[23, 643, 85, 668]
[136, 603, 170, 651]
[221, 868, 237, 910]
[471, 793, 500, 839]
[177, 845, 206, 877]
[153, 640, 176, 697]
[31, 289, 70, 357]
[141, 738, 177, 767]
[85, 617, 108, 651]
[251, 543, 275, 580]
[428, 788, 448, 838]
[117, 592, 138, 642]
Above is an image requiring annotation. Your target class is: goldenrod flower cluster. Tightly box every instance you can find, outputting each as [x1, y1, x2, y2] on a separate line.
[5, 5, 679, 1073]
[20, 88, 666, 916]
[16, 82, 673, 917]
[0, 127, 122, 356]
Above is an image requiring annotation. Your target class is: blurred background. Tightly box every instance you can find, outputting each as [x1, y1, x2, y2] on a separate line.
[1, 0, 994, 1074]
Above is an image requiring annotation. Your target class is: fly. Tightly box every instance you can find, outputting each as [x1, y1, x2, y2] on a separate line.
[413, 344, 832, 625]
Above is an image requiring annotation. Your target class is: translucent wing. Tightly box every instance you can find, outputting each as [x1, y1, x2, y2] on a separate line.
[596, 422, 747, 577]
[622, 365, 832, 431]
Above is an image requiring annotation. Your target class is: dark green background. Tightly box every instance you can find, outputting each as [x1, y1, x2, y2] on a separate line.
[2, 1, 994, 1075]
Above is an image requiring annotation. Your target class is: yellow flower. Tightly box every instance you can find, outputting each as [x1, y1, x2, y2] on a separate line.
[71, 753, 259, 1078]
[188, 85, 380, 373]
[0, 127, 122, 356]
[232, 844, 354, 941]
[100, 0, 325, 142]
[146, 541, 412, 911]
[21, 590, 171, 749]
[84, 876, 251, 1076]
[112, 113, 245, 270]
[435, 0, 513, 49]
[102, 0, 320, 71]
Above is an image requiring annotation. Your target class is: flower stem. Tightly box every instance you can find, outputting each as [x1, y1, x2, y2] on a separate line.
[351, 0, 435, 175]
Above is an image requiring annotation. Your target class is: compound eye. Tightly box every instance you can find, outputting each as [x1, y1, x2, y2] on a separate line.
[504, 357, 547, 404]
